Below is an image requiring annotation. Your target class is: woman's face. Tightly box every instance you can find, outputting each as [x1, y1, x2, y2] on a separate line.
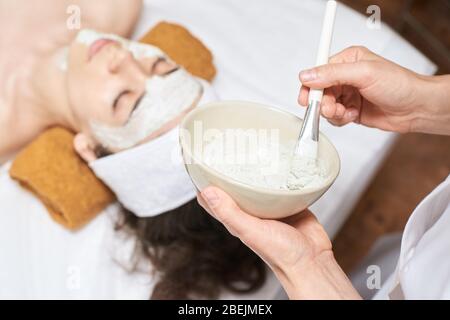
[66, 37, 177, 135]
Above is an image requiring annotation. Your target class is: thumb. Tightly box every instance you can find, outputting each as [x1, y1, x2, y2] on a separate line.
[299, 61, 372, 90]
[199, 186, 263, 241]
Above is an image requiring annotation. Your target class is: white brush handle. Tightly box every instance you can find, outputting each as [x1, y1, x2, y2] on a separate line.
[308, 0, 337, 103]
[295, 0, 337, 158]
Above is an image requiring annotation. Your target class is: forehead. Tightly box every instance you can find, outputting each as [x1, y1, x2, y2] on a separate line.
[75, 29, 166, 58]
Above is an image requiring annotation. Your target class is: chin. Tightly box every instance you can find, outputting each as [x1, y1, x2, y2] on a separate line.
[67, 41, 89, 73]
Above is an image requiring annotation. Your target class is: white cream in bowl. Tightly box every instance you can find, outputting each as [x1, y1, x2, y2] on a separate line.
[201, 130, 329, 190]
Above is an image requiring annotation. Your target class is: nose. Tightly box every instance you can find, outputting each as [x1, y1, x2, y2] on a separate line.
[108, 47, 130, 72]
[108, 48, 147, 83]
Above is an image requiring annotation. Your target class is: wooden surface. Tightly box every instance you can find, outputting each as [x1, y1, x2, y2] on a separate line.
[340, 0, 450, 73]
[333, 133, 450, 272]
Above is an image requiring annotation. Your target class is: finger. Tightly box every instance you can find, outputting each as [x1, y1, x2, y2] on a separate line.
[320, 91, 338, 119]
[329, 46, 369, 64]
[298, 85, 309, 107]
[299, 61, 372, 90]
[327, 107, 359, 126]
[197, 193, 213, 216]
[321, 89, 349, 121]
[334, 102, 346, 120]
[283, 210, 321, 232]
[199, 186, 264, 241]
[280, 209, 313, 225]
[200, 187, 285, 266]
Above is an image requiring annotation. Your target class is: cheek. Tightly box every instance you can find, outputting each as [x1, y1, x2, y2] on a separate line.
[67, 45, 90, 109]
[67, 74, 118, 127]
[66, 69, 101, 124]
[67, 41, 88, 74]
[66, 44, 119, 125]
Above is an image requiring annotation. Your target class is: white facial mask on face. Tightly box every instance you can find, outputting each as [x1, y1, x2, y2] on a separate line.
[90, 68, 202, 149]
[89, 81, 218, 218]
[74, 29, 202, 150]
[57, 29, 165, 71]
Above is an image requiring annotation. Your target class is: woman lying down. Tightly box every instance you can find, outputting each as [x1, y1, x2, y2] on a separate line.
[0, 0, 280, 299]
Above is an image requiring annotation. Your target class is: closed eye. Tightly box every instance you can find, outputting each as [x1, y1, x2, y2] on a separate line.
[150, 57, 179, 76]
[112, 90, 130, 111]
[112, 90, 145, 123]
[150, 57, 166, 74]
[124, 93, 145, 124]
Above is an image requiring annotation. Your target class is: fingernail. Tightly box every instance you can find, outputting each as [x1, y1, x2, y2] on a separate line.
[300, 69, 318, 82]
[201, 189, 221, 208]
[348, 109, 359, 120]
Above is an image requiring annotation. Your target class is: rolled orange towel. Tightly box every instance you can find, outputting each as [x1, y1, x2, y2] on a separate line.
[8, 22, 216, 230]
[9, 127, 115, 230]
[141, 21, 216, 82]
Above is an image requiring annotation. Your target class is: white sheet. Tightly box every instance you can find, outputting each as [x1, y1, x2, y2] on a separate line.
[0, 163, 282, 299]
[0, 0, 436, 299]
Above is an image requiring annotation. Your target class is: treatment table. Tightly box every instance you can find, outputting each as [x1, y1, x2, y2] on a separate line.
[0, 0, 436, 299]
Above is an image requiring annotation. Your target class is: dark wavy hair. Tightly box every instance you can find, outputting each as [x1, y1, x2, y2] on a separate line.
[116, 199, 266, 299]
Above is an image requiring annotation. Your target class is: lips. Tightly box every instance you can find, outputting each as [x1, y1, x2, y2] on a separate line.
[88, 38, 117, 60]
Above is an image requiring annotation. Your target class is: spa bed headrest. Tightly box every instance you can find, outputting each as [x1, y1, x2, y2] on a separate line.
[9, 21, 216, 230]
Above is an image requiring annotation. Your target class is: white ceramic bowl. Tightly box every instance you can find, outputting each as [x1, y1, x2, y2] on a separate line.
[180, 100, 340, 219]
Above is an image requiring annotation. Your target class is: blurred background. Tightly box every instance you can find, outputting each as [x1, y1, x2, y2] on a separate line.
[334, 0, 450, 272]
